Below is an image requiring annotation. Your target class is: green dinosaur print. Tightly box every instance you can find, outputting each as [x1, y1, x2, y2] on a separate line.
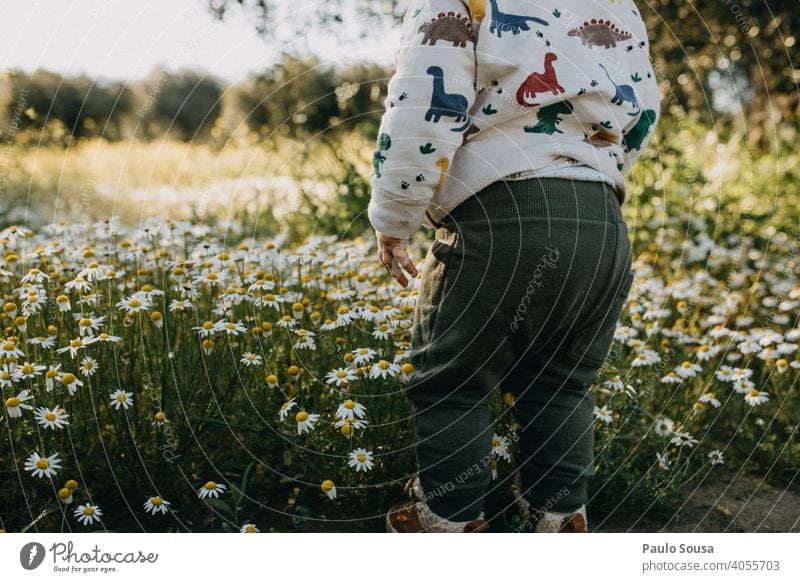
[418, 11, 474, 47]
[419, 143, 437, 154]
[631, 72, 642, 82]
[523, 100, 574, 134]
[552, 8, 561, 18]
[482, 104, 498, 115]
[372, 133, 391, 178]
[623, 109, 658, 152]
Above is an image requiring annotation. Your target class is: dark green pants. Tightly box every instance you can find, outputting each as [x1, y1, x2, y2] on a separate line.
[406, 177, 634, 522]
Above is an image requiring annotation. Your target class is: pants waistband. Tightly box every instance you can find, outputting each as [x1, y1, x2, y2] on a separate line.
[444, 178, 624, 225]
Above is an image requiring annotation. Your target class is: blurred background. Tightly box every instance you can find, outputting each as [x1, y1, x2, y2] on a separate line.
[0, 0, 797, 238]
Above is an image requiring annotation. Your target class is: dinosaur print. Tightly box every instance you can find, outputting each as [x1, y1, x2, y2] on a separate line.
[568, 19, 632, 49]
[622, 109, 657, 152]
[599, 63, 639, 116]
[433, 158, 449, 192]
[418, 12, 474, 47]
[488, 0, 548, 38]
[372, 133, 391, 178]
[523, 100, 574, 134]
[461, 123, 481, 145]
[468, 0, 487, 22]
[425, 66, 472, 132]
[516, 53, 564, 107]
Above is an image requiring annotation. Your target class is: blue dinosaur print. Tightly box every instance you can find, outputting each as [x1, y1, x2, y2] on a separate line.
[599, 63, 639, 116]
[425, 66, 471, 132]
[488, 0, 549, 38]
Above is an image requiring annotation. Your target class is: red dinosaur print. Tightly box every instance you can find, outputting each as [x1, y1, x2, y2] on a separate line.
[515, 53, 565, 107]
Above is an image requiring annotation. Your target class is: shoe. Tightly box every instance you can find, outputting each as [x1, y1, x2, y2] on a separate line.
[385, 475, 489, 533]
[509, 471, 588, 533]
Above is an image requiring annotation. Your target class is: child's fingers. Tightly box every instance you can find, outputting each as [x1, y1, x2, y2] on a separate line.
[393, 249, 418, 279]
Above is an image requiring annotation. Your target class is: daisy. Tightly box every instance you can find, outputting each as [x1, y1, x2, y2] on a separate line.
[25, 452, 62, 478]
[715, 365, 734, 382]
[56, 336, 98, 358]
[368, 359, 400, 380]
[264, 374, 278, 388]
[80, 357, 98, 377]
[708, 450, 725, 466]
[5, 389, 34, 417]
[320, 480, 337, 500]
[656, 452, 670, 471]
[325, 367, 358, 387]
[197, 481, 227, 499]
[744, 389, 769, 406]
[699, 392, 721, 408]
[61, 372, 83, 396]
[74, 503, 103, 525]
[593, 405, 613, 424]
[214, 320, 247, 336]
[670, 431, 699, 448]
[116, 295, 152, 314]
[58, 487, 74, 504]
[660, 371, 683, 384]
[675, 361, 703, 379]
[34, 406, 70, 430]
[240, 352, 263, 367]
[348, 448, 374, 472]
[293, 330, 316, 351]
[143, 496, 171, 515]
[335, 399, 367, 421]
[295, 411, 320, 435]
[12, 361, 46, 380]
[653, 417, 675, 437]
[351, 347, 377, 366]
[398, 362, 415, 383]
[240, 523, 260, 533]
[603, 376, 625, 391]
[278, 398, 297, 420]
[491, 434, 512, 461]
[192, 321, 217, 338]
[109, 389, 134, 411]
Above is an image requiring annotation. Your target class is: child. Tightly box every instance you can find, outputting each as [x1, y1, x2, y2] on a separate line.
[368, 0, 660, 532]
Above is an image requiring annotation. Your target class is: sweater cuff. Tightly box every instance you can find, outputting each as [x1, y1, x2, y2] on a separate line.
[367, 191, 427, 239]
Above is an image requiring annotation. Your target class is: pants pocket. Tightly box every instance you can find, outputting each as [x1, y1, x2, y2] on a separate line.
[410, 227, 458, 370]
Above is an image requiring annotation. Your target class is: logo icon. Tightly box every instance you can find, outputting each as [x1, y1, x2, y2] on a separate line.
[20, 542, 46, 570]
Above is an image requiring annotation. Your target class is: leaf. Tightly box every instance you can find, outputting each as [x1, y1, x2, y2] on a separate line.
[482, 104, 498, 115]
[21, 505, 60, 533]
[233, 462, 254, 510]
[205, 498, 235, 519]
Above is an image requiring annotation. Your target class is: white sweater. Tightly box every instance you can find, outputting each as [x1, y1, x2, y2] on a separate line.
[368, 0, 661, 238]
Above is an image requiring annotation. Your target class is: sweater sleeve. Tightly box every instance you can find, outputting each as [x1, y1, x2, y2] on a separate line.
[368, 0, 477, 239]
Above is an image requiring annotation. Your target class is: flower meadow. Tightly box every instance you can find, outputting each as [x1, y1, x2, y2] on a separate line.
[0, 209, 798, 533]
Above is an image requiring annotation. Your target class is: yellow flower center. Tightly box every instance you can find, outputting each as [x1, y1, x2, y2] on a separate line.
[336, 371, 347, 379]
[6, 397, 20, 407]
[128, 299, 141, 308]
[226, 322, 235, 330]
[356, 453, 367, 463]
[337, 306, 349, 315]
[83, 506, 95, 516]
[296, 411, 309, 422]
[46, 412, 57, 421]
[151, 497, 163, 506]
[62, 373, 76, 384]
[321, 480, 334, 492]
[245, 525, 257, 533]
[58, 487, 72, 500]
[154, 412, 166, 422]
[36, 459, 49, 469]
[204, 481, 217, 490]
[343, 400, 355, 409]
[681, 361, 692, 368]
[378, 360, 390, 370]
[401, 363, 414, 374]
[747, 389, 760, 398]
[66, 479, 79, 490]
[70, 339, 82, 348]
[79, 318, 92, 327]
[116, 394, 127, 402]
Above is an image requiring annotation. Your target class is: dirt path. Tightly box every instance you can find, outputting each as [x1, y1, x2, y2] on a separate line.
[597, 471, 800, 532]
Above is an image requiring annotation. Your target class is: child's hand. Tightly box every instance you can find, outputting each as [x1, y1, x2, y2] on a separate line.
[376, 231, 418, 288]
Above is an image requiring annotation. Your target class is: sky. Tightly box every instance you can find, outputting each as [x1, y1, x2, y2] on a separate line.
[0, 0, 399, 84]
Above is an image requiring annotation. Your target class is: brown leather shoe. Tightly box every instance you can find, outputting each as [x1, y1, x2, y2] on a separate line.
[527, 505, 588, 533]
[386, 499, 489, 533]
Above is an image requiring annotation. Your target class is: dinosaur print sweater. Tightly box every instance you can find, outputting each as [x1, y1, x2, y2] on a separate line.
[368, 0, 661, 239]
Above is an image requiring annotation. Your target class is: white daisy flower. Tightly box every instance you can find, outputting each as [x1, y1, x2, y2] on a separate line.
[653, 417, 675, 437]
[109, 389, 134, 410]
[197, 481, 227, 499]
[320, 480, 337, 500]
[295, 411, 320, 435]
[34, 405, 70, 430]
[278, 399, 297, 421]
[240, 352, 263, 367]
[143, 496, 171, 515]
[368, 360, 400, 380]
[656, 452, 670, 471]
[670, 431, 699, 448]
[708, 450, 725, 466]
[593, 405, 613, 424]
[491, 434, 512, 461]
[325, 367, 358, 387]
[74, 503, 103, 525]
[240, 523, 260, 533]
[351, 347, 377, 365]
[348, 448, 374, 472]
[335, 399, 367, 421]
[699, 392, 721, 408]
[744, 389, 769, 406]
[5, 389, 34, 417]
[60, 372, 84, 396]
[25, 451, 62, 478]
[675, 361, 703, 379]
